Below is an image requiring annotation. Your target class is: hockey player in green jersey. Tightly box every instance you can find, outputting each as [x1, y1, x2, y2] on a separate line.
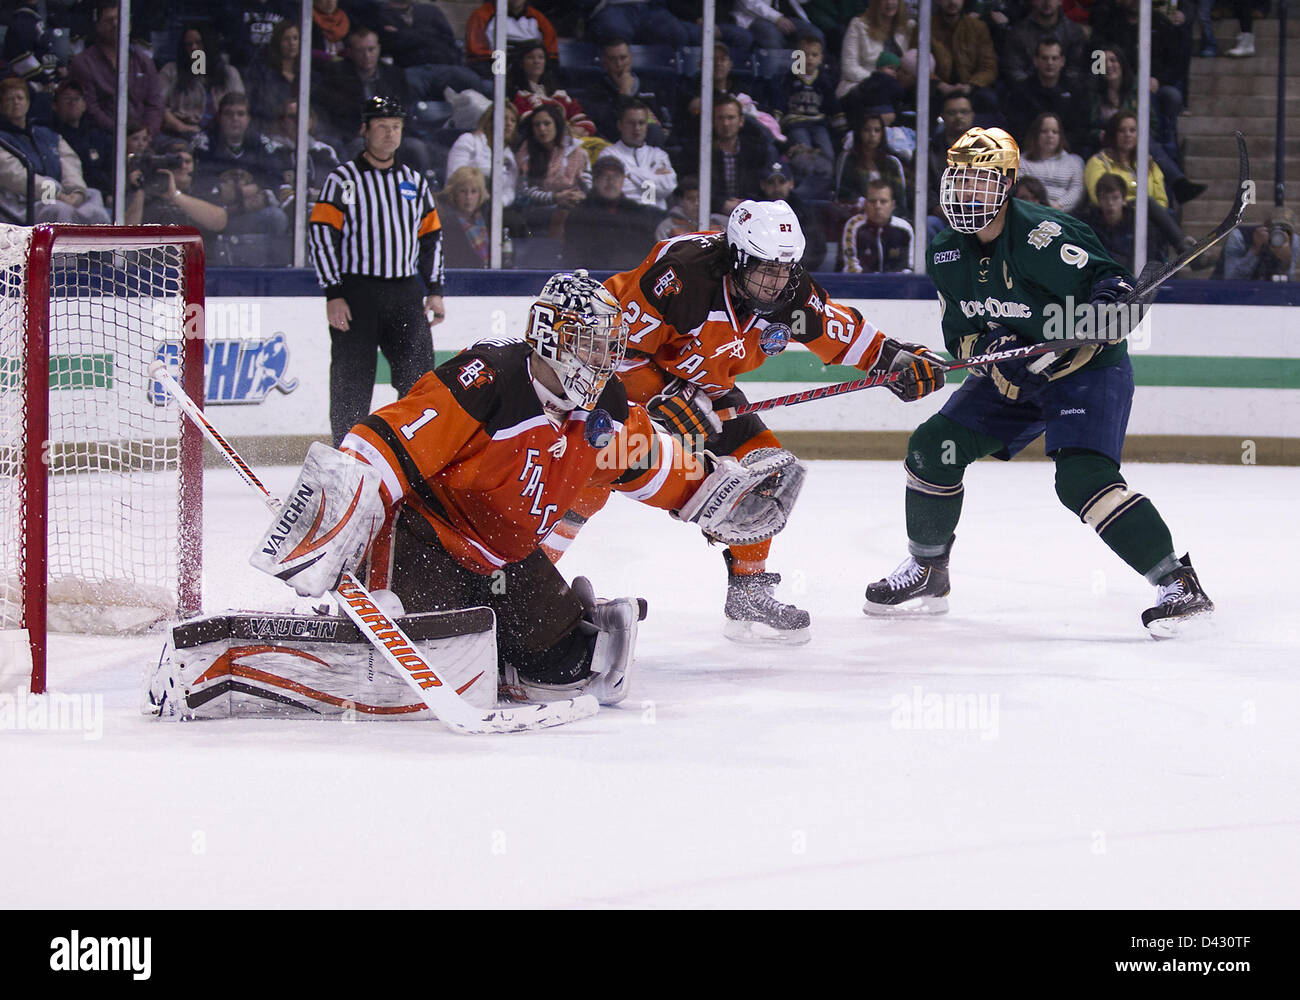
[862, 127, 1213, 637]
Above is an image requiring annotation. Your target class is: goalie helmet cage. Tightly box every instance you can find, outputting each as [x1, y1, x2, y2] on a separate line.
[0, 224, 205, 694]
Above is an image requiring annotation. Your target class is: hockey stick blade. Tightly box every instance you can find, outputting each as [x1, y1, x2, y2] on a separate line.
[148, 361, 599, 735]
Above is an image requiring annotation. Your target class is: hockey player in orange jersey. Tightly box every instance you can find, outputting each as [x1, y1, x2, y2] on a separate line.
[248, 271, 806, 705]
[542, 200, 947, 644]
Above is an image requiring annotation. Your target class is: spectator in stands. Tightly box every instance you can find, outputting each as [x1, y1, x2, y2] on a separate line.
[928, 0, 999, 115]
[266, 99, 341, 207]
[841, 177, 912, 273]
[836, 114, 906, 214]
[1000, 0, 1088, 88]
[1198, 0, 1259, 59]
[0, 76, 111, 224]
[1084, 44, 1135, 154]
[377, 0, 489, 102]
[1090, 0, 1189, 162]
[838, 0, 914, 100]
[925, 91, 974, 235]
[436, 165, 493, 268]
[588, 2, 693, 48]
[123, 138, 228, 238]
[516, 102, 590, 235]
[677, 96, 772, 216]
[1018, 111, 1085, 213]
[212, 166, 289, 266]
[313, 26, 435, 178]
[1010, 175, 1049, 205]
[774, 34, 845, 168]
[4, 1, 60, 91]
[446, 103, 520, 207]
[728, 1, 825, 51]
[841, 49, 906, 134]
[220, 1, 295, 70]
[674, 42, 769, 151]
[654, 174, 726, 240]
[1076, 172, 1136, 271]
[759, 159, 826, 271]
[1084, 111, 1198, 262]
[1220, 206, 1297, 281]
[466, 0, 559, 78]
[159, 25, 244, 140]
[311, 0, 352, 65]
[1004, 37, 1089, 154]
[1083, 42, 1204, 203]
[508, 41, 596, 139]
[193, 92, 288, 197]
[51, 80, 113, 197]
[801, 0, 871, 57]
[70, 3, 164, 136]
[579, 37, 673, 146]
[245, 20, 303, 135]
[603, 98, 676, 210]
[561, 156, 664, 268]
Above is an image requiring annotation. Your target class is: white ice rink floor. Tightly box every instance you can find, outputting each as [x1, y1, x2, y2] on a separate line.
[4, 459, 1298, 908]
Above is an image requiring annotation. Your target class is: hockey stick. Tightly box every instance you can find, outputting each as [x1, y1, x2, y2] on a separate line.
[719, 132, 1252, 421]
[148, 360, 599, 735]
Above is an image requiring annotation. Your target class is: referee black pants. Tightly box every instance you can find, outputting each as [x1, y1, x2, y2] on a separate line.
[329, 274, 436, 445]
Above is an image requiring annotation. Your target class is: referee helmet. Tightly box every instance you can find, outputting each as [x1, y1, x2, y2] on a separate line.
[362, 95, 406, 122]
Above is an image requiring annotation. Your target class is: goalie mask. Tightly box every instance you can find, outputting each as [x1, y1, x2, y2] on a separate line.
[726, 199, 806, 316]
[939, 127, 1019, 234]
[526, 269, 629, 409]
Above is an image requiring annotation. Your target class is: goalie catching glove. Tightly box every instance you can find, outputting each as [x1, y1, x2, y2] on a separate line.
[646, 378, 722, 445]
[869, 338, 948, 402]
[249, 442, 386, 597]
[674, 447, 806, 545]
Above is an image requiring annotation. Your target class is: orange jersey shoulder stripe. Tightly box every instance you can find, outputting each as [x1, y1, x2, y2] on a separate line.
[310, 201, 345, 230]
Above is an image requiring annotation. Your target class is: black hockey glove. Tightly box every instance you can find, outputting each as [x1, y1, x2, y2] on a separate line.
[870, 338, 948, 402]
[975, 324, 1050, 403]
[1089, 274, 1140, 342]
[647, 379, 723, 446]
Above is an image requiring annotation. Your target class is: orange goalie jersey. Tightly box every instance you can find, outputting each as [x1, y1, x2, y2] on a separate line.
[603, 231, 889, 402]
[341, 341, 696, 576]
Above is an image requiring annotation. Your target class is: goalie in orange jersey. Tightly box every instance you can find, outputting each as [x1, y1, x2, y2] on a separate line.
[248, 270, 807, 706]
[540, 200, 948, 644]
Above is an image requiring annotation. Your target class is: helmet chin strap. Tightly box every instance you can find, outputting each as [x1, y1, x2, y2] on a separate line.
[528, 354, 579, 421]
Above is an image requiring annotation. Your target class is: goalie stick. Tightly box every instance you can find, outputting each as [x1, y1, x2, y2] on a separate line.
[148, 360, 598, 735]
[718, 132, 1251, 421]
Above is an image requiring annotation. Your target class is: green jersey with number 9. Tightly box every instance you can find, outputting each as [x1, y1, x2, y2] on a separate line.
[926, 198, 1132, 372]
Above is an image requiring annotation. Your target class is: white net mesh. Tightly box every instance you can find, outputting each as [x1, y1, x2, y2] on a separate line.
[0, 225, 201, 653]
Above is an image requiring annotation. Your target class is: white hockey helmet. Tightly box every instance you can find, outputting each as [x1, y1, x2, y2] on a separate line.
[526, 269, 629, 409]
[726, 199, 806, 315]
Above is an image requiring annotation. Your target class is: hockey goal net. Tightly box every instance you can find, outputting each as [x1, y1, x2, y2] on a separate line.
[0, 224, 204, 694]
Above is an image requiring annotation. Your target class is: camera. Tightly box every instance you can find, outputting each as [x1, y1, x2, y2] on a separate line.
[1269, 222, 1293, 249]
[128, 151, 187, 197]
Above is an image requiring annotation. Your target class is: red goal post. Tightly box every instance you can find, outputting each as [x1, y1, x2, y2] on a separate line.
[1, 224, 205, 694]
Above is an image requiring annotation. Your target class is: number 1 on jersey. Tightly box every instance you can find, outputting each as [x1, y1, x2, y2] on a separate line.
[400, 408, 439, 439]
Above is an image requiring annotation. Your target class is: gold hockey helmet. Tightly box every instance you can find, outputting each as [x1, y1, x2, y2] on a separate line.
[940, 128, 1020, 233]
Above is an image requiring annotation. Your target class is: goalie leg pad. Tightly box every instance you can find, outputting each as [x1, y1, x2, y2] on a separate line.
[142, 608, 498, 720]
[249, 442, 386, 598]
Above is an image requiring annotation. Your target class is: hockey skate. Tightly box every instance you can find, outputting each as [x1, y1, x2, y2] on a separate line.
[723, 551, 811, 645]
[862, 536, 953, 616]
[1142, 554, 1214, 638]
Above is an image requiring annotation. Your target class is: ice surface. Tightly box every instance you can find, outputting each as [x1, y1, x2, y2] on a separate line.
[3, 459, 1298, 908]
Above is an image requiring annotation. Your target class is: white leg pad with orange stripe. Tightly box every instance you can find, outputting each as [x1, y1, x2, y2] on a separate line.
[144, 608, 498, 721]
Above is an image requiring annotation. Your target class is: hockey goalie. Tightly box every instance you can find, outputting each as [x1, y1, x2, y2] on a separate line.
[147, 271, 806, 721]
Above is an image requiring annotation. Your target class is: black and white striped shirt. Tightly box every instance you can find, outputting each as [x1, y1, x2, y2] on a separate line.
[309, 153, 444, 297]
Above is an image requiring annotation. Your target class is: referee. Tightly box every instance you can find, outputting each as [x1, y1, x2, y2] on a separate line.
[309, 95, 446, 445]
